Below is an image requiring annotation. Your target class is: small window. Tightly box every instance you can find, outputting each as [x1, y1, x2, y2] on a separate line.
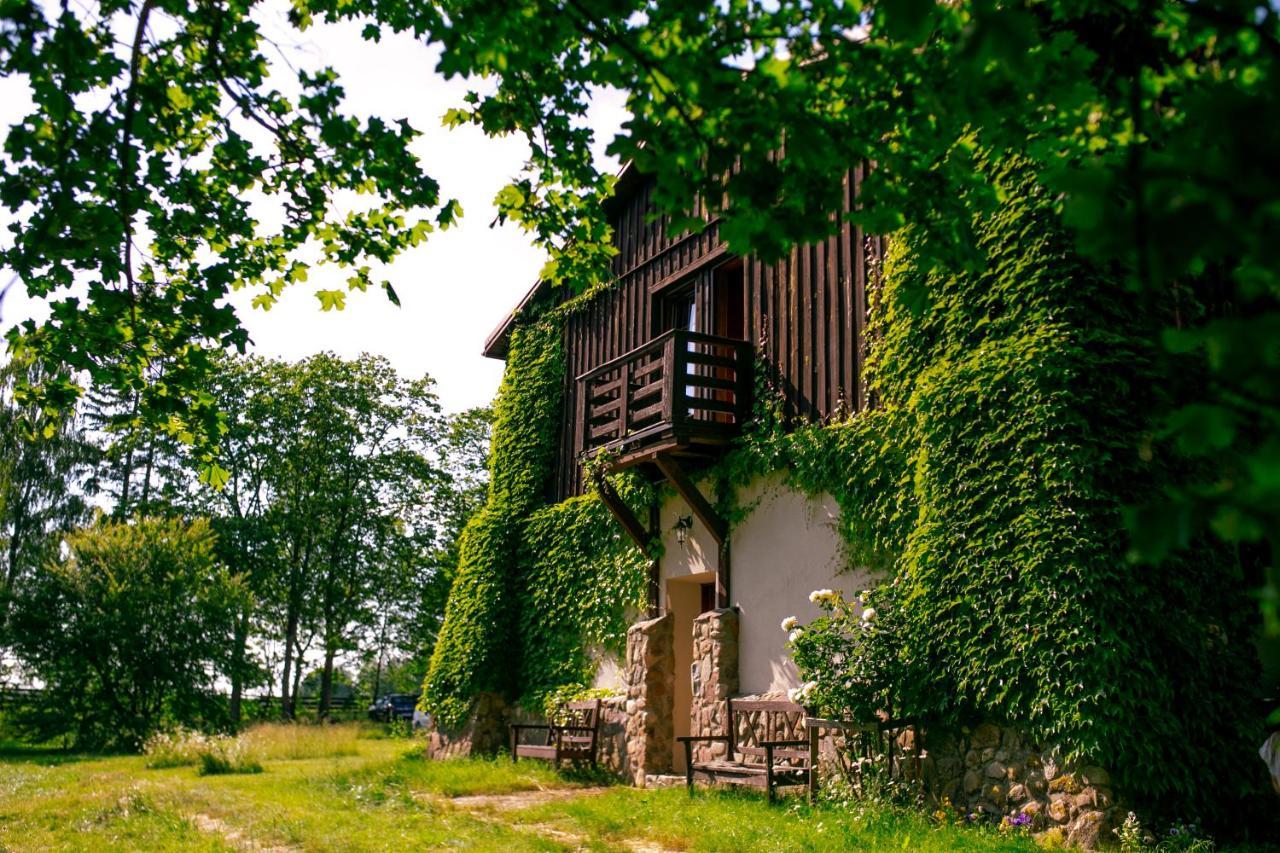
[659, 284, 696, 333]
[712, 259, 745, 340]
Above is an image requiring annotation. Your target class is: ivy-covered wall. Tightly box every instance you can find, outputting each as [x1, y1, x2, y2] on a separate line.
[716, 161, 1262, 823]
[423, 317, 651, 728]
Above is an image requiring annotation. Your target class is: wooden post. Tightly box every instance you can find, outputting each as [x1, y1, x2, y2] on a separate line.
[808, 722, 820, 804]
[648, 503, 661, 617]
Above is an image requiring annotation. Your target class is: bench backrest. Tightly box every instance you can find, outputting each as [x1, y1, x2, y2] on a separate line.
[727, 699, 808, 763]
[553, 699, 601, 747]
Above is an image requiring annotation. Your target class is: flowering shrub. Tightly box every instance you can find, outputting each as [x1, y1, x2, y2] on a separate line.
[1114, 811, 1217, 852]
[143, 727, 262, 775]
[783, 586, 908, 723]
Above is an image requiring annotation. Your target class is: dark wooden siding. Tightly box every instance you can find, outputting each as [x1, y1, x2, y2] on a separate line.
[552, 167, 880, 500]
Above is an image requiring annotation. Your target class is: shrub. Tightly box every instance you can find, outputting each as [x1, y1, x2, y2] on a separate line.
[7, 517, 250, 750]
[195, 735, 263, 776]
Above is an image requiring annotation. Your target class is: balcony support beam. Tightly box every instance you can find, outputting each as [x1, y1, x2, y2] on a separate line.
[654, 453, 731, 608]
[592, 468, 654, 560]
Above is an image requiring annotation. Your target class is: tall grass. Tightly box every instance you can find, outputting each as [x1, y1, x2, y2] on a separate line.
[243, 723, 360, 761]
[144, 723, 364, 774]
[196, 736, 263, 776]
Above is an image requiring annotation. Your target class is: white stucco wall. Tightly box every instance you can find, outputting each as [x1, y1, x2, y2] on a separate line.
[657, 472, 875, 695]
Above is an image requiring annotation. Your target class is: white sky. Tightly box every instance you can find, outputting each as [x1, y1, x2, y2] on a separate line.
[0, 6, 629, 415]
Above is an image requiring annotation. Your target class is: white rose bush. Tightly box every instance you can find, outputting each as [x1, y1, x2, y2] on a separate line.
[784, 584, 909, 724]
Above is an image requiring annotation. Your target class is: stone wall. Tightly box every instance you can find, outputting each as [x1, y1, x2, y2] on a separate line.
[621, 613, 675, 783]
[920, 723, 1121, 849]
[426, 691, 508, 760]
[689, 608, 739, 764]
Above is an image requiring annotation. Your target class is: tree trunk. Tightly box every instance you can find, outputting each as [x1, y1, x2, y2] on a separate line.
[290, 634, 307, 712]
[318, 645, 336, 720]
[139, 437, 154, 516]
[228, 609, 250, 728]
[281, 601, 299, 720]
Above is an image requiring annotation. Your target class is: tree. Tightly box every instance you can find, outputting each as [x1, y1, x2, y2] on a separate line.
[0, 0, 457, 478]
[0, 358, 97, 642]
[6, 0, 1276, 622]
[7, 516, 249, 749]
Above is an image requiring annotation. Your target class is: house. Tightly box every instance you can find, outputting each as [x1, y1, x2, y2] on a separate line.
[432, 156, 1268, 841]
[479, 163, 882, 775]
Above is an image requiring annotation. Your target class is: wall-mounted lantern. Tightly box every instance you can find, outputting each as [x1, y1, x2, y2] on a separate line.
[673, 515, 694, 546]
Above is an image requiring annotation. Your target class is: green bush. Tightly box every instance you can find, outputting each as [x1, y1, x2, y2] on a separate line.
[7, 516, 249, 750]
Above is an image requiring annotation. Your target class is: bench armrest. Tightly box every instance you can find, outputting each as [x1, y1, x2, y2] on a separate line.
[552, 725, 598, 734]
[804, 717, 876, 733]
[676, 735, 731, 744]
[760, 739, 808, 748]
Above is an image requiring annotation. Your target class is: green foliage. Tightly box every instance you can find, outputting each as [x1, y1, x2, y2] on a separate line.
[758, 162, 1263, 826]
[424, 321, 566, 726]
[1, 2, 454, 476]
[7, 516, 249, 750]
[424, 320, 652, 726]
[0, 358, 97, 644]
[519, 480, 652, 710]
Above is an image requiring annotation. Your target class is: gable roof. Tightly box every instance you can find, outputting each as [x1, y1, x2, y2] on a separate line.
[481, 161, 649, 361]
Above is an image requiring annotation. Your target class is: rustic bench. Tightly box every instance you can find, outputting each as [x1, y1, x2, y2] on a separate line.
[679, 698, 813, 802]
[509, 699, 601, 767]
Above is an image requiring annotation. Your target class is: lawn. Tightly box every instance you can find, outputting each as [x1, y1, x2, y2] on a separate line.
[0, 724, 1043, 852]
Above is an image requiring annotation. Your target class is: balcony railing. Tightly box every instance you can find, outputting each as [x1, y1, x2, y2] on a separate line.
[578, 330, 752, 466]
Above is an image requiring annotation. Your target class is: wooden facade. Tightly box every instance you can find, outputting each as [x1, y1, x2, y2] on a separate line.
[485, 165, 882, 502]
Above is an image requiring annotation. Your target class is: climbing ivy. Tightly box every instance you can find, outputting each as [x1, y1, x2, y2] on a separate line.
[423, 310, 653, 729]
[425, 157, 1264, 825]
[719, 160, 1263, 826]
[518, 475, 654, 711]
[422, 319, 565, 727]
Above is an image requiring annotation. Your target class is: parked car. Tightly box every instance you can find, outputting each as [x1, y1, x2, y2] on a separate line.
[367, 692, 419, 723]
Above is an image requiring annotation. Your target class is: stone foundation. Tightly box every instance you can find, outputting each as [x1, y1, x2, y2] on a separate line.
[690, 608, 739, 764]
[621, 613, 674, 783]
[919, 723, 1122, 849]
[426, 691, 507, 759]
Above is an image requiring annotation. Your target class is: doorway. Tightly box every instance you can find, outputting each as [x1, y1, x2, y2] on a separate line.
[668, 573, 717, 773]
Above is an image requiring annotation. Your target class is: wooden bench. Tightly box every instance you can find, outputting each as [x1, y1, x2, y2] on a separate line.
[509, 699, 601, 767]
[679, 699, 812, 802]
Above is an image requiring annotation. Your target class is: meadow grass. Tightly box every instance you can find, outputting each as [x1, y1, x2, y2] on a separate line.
[0, 726, 1136, 851]
[242, 721, 361, 761]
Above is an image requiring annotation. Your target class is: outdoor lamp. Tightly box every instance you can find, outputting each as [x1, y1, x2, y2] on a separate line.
[673, 515, 693, 545]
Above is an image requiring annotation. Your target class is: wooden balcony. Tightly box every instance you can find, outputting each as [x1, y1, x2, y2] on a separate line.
[578, 330, 752, 470]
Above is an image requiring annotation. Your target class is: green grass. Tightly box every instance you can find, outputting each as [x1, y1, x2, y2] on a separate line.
[0, 725, 1046, 851]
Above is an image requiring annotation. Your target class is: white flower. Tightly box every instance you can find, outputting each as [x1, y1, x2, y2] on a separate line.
[808, 588, 837, 606]
[780, 616, 799, 632]
[788, 629, 802, 643]
[789, 680, 818, 705]
[858, 589, 871, 605]
[861, 607, 877, 623]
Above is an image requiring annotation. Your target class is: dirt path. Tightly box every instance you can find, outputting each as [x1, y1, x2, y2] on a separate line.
[441, 786, 676, 852]
[445, 786, 608, 812]
[189, 812, 300, 852]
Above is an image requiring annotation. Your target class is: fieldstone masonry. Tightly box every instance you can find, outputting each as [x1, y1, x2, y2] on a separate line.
[427, 691, 507, 759]
[621, 612, 674, 783]
[921, 722, 1123, 849]
[689, 608, 739, 764]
